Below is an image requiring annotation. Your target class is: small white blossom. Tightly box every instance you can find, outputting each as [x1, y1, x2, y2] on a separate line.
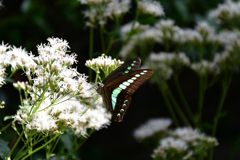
[138, 0, 164, 17]
[20, 93, 111, 137]
[152, 137, 188, 159]
[120, 28, 163, 58]
[155, 19, 175, 29]
[160, 137, 188, 152]
[120, 21, 150, 39]
[191, 60, 218, 75]
[79, 0, 108, 5]
[145, 52, 190, 80]
[104, 0, 131, 18]
[217, 29, 240, 45]
[196, 21, 218, 43]
[0, 41, 10, 54]
[86, 55, 124, 77]
[209, 0, 240, 22]
[172, 127, 219, 146]
[133, 118, 172, 139]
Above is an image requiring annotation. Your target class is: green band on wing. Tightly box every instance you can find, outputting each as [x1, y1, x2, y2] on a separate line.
[119, 84, 126, 90]
[112, 100, 116, 110]
[123, 82, 130, 86]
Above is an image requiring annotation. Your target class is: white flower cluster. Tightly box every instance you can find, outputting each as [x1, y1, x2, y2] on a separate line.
[0, 42, 35, 86]
[8, 37, 111, 136]
[21, 95, 111, 136]
[120, 21, 150, 40]
[196, 21, 215, 37]
[209, 0, 240, 23]
[133, 118, 172, 139]
[138, 0, 164, 17]
[120, 19, 219, 58]
[104, 0, 131, 19]
[144, 52, 190, 80]
[152, 127, 219, 159]
[191, 60, 218, 76]
[217, 29, 240, 45]
[172, 127, 219, 146]
[85, 55, 124, 78]
[79, 0, 108, 5]
[81, 0, 131, 27]
[120, 28, 163, 58]
[134, 119, 218, 159]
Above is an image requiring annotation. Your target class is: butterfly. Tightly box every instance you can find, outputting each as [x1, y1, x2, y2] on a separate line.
[96, 58, 154, 122]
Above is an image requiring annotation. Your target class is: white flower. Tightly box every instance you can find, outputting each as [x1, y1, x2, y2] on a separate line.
[22, 94, 111, 137]
[152, 137, 188, 159]
[217, 29, 240, 45]
[0, 41, 10, 54]
[160, 137, 188, 152]
[196, 21, 216, 43]
[86, 55, 123, 68]
[191, 60, 217, 75]
[155, 19, 175, 29]
[172, 127, 219, 146]
[133, 118, 172, 139]
[86, 55, 124, 77]
[79, 0, 108, 5]
[104, 0, 131, 18]
[209, 0, 240, 21]
[145, 52, 190, 79]
[138, 0, 164, 17]
[120, 28, 163, 58]
[0, 0, 4, 9]
[120, 21, 150, 39]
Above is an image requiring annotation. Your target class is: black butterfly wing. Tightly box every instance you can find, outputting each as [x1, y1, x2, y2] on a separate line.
[104, 87, 131, 122]
[104, 69, 154, 122]
[103, 58, 141, 84]
[105, 69, 154, 95]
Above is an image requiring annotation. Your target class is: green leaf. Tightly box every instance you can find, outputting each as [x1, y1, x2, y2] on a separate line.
[3, 116, 14, 121]
[0, 139, 10, 159]
[60, 132, 73, 151]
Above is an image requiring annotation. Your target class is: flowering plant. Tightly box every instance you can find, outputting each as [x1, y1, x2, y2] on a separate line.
[0, 38, 111, 159]
[1, 0, 240, 159]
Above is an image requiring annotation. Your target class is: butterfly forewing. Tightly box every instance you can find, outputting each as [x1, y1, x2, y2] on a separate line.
[103, 58, 141, 84]
[105, 69, 154, 95]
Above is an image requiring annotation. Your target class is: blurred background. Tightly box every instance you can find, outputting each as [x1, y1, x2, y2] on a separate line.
[1, 0, 240, 159]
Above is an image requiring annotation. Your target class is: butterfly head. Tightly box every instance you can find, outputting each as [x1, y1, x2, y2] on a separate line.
[96, 82, 104, 96]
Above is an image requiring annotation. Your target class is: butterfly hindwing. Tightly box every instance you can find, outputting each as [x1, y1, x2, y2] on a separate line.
[105, 87, 132, 122]
[103, 58, 141, 84]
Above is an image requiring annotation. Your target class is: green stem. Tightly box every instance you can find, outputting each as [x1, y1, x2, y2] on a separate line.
[5, 130, 24, 159]
[100, 28, 106, 52]
[173, 75, 196, 126]
[197, 75, 204, 128]
[89, 27, 94, 82]
[209, 72, 233, 160]
[0, 121, 12, 132]
[167, 88, 190, 126]
[153, 75, 179, 127]
[116, 0, 140, 59]
[21, 134, 60, 160]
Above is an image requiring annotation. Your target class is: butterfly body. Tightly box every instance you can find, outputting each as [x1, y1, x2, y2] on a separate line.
[96, 58, 153, 122]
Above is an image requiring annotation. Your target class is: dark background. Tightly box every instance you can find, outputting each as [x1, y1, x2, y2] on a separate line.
[1, 0, 240, 160]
